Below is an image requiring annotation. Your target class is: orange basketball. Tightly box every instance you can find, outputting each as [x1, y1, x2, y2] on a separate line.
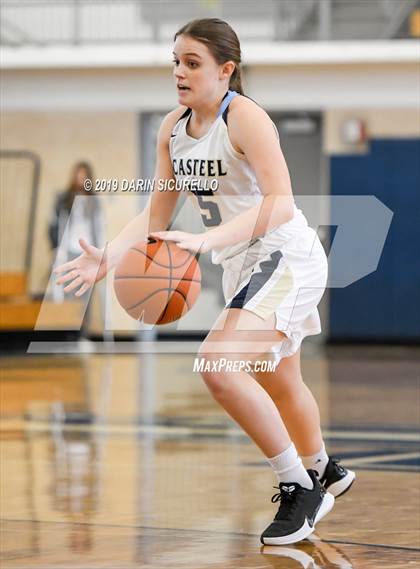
[113, 238, 201, 324]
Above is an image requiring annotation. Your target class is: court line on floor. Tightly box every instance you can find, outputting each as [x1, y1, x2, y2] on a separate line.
[343, 451, 420, 466]
[2, 518, 419, 553]
[5, 420, 418, 443]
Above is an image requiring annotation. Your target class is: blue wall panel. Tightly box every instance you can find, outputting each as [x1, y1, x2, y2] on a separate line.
[329, 139, 420, 341]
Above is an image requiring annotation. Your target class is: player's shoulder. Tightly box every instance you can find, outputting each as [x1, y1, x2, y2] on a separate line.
[158, 106, 189, 144]
[228, 94, 269, 122]
[228, 94, 278, 143]
[161, 107, 189, 132]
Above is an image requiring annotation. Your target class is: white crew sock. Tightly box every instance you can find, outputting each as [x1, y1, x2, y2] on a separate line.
[267, 444, 313, 490]
[302, 443, 329, 478]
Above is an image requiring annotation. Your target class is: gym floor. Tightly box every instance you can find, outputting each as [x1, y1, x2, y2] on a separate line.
[1, 345, 419, 568]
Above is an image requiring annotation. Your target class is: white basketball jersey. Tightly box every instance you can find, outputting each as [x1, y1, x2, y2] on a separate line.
[169, 91, 309, 264]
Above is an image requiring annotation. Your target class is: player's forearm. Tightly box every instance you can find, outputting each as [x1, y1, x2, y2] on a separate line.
[208, 194, 294, 250]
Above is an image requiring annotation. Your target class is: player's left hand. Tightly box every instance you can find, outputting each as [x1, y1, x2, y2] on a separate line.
[148, 231, 211, 254]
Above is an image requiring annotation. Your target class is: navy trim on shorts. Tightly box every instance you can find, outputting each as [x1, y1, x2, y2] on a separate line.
[226, 250, 283, 310]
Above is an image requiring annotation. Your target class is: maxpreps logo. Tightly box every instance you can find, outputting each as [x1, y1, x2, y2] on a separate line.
[193, 358, 277, 373]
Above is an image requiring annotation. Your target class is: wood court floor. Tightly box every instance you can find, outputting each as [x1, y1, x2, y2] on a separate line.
[1, 344, 419, 568]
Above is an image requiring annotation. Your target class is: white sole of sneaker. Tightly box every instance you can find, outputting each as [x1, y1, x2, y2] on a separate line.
[327, 470, 356, 498]
[261, 492, 335, 546]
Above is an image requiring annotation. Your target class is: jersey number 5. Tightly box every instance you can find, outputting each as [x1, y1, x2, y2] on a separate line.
[193, 190, 222, 227]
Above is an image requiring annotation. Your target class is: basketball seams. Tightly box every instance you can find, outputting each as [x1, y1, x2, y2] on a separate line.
[114, 276, 201, 283]
[160, 241, 194, 321]
[157, 301, 170, 325]
[129, 246, 192, 269]
[115, 240, 200, 324]
[179, 286, 191, 310]
[126, 286, 189, 312]
[164, 240, 173, 318]
[157, 289, 190, 324]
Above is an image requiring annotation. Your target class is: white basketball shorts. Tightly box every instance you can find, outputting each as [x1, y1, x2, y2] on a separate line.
[221, 227, 329, 362]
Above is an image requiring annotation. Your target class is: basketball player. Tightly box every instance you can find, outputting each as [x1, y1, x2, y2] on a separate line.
[55, 19, 355, 545]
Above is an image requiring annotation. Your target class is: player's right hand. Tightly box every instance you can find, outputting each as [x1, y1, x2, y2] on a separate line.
[54, 238, 107, 297]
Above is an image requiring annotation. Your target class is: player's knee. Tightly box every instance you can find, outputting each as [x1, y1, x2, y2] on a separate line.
[263, 370, 304, 400]
[196, 345, 232, 398]
[276, 373, 300, 396]
[197, 356, 224, 394]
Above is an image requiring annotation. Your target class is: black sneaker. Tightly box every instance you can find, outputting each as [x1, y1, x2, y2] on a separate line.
[319, 457, 355, 498]
[260, 470, 335, 546]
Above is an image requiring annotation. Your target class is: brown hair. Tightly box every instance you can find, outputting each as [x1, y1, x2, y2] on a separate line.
[174, 18, 244, 95]
[64, 161, 95, 210]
